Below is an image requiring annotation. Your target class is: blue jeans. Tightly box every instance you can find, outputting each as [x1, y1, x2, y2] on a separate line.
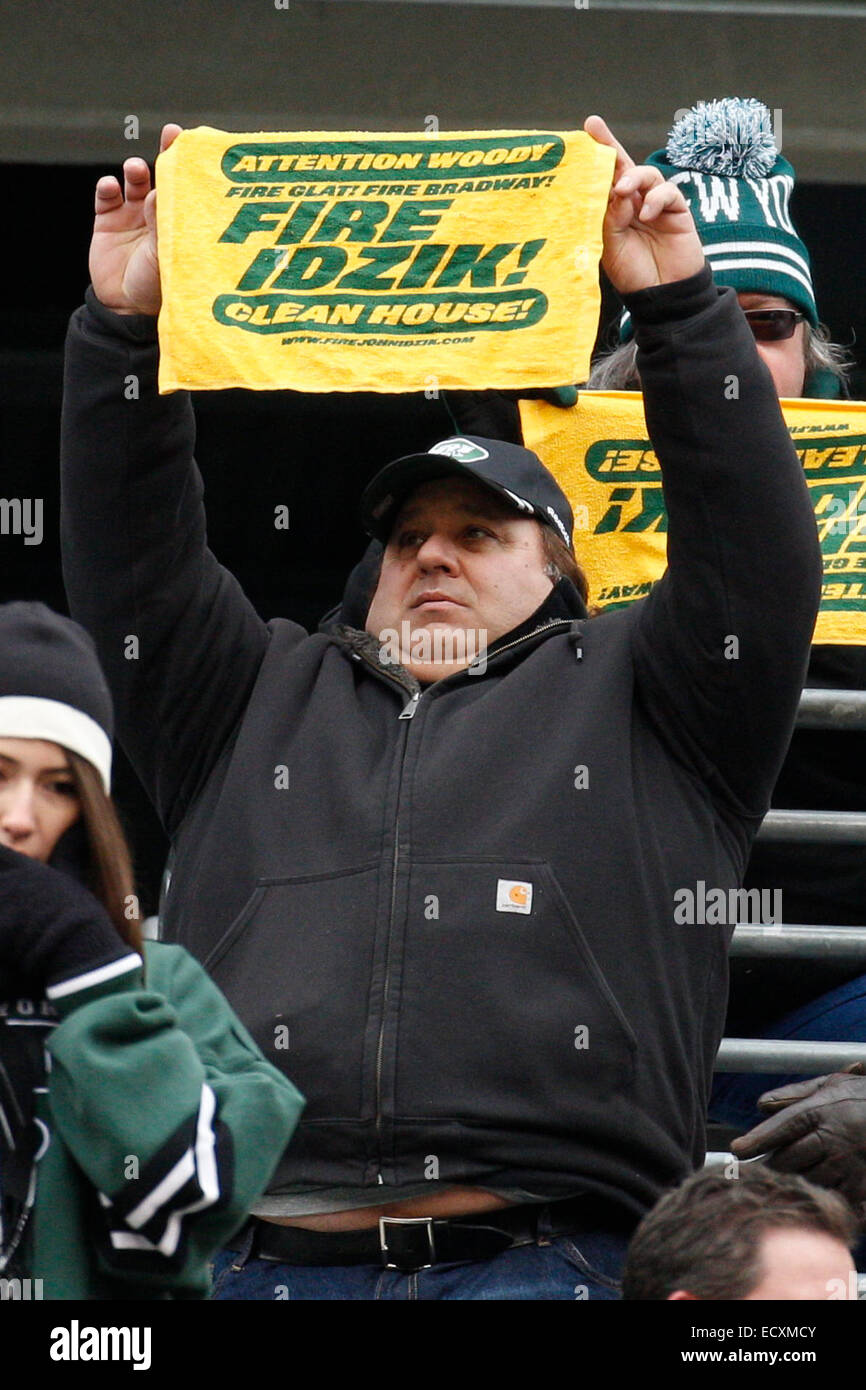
[211, 1214, 628, 1300]
[711, 971, 866, 1127]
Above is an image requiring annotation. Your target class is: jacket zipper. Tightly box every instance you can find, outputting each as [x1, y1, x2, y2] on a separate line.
[375, 813, 401, 1169]
[378, 689, 421, 1137]
[481, 618, 572, 664]
[374, 691, 417, 1173]
[355, 652, 420, 1175]
[355, 618, 574, 1178]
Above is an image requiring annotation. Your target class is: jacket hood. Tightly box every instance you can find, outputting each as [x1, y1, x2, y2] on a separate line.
[318, 540, 384, 633]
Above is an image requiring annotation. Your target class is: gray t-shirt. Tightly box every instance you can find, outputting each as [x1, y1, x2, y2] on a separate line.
[251, 1181, 560, 1218]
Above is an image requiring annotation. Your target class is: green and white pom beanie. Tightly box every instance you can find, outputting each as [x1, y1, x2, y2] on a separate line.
[620, 97, 818, 339]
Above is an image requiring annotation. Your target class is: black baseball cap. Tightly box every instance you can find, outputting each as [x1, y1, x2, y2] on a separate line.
[360, 435, 574, 550]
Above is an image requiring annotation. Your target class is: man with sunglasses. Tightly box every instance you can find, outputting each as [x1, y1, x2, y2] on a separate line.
[604, 101, 866, 1150]
[453, 98, 866, 1192]
[588, 295, 817, 395]
[732, 299, 806, 389]
[595, 98, 848, 402]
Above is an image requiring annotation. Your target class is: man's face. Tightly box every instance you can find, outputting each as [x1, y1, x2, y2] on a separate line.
[738, 292, 807, 399]
[365, 476, 554, 682]
[742, 1227, 856, 1300]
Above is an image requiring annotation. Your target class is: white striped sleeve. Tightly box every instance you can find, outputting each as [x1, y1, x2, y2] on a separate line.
[97, 1084, 231, 1264]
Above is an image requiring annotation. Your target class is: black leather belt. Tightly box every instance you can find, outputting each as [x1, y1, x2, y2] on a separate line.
[234, 1196, 634, 1274]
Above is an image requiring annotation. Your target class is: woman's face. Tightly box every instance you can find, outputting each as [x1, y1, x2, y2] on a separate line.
[0, 738, 81, 862]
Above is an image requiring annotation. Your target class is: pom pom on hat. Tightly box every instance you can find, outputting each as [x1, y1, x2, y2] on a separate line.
[666, 98, 778, 180]
[619, 96, 818, 339]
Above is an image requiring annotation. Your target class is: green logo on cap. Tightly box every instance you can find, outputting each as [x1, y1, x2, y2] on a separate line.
[429, 438, 490, 464]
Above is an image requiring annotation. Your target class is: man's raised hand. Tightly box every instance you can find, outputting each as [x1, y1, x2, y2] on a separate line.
[584, 115, 705, 296]
[89, 123, 182, 317]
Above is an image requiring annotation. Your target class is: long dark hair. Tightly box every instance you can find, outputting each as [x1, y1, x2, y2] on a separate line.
[63, 750, 144, 957]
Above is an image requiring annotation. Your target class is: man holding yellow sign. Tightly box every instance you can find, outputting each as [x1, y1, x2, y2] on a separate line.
[59, 116, 819, 1300]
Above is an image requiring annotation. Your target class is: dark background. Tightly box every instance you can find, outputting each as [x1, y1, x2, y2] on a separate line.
[3, 0, 866, 909]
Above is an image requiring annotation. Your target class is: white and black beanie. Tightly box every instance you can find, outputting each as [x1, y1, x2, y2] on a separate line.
[0, 603, 113, 794]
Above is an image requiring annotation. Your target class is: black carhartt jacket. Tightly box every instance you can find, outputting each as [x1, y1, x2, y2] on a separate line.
[60, 266, 821, 1222]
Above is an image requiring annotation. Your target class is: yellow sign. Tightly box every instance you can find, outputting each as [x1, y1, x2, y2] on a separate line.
[156, 127, 614, 394]
[521, 391, 866, 645]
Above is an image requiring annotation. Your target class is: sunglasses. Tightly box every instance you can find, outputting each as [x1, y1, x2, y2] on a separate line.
[742, 308, 805, 343]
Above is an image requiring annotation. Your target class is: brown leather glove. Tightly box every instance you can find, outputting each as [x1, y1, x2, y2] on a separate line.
[731, 1065, 866, 1221]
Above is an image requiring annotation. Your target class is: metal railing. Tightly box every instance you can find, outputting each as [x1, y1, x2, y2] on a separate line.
[731, 923, 866, 962]
[714, 689, 866, 1078]
[792, 689, 866, 730]
[717, 1039, 866, 1074]
[758, 810, 866, 844]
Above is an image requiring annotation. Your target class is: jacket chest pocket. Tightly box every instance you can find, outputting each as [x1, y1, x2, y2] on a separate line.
[394, 861, 637, 1130]
[204, 865, 380, 1120]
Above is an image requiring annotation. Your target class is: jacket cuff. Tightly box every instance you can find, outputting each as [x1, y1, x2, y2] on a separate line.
[47, 952, 143, 1017]
[621, 262, 718, 331]
[83, 284, 160, 343]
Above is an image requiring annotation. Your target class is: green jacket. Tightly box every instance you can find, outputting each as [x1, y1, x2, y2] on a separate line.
[28, 940, 303, 1299]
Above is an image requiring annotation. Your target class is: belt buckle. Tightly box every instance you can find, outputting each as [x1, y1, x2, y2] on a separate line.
[378, 1216, 436, 1272]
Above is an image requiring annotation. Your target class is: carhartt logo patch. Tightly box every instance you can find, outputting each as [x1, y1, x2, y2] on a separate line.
[496, 879, 533, 914]
[429, 437, 490, 463]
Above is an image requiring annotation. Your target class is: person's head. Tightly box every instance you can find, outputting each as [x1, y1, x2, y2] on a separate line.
[0, 602, 141, 951]
[595, 98, 851, 402]
[622, 1166, 858, 1301]
[360, 437, 587, 682]
[591, 293, 849, 402]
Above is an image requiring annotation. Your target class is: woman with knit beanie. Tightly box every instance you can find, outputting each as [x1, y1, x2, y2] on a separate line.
[0, 601, 304, 1298]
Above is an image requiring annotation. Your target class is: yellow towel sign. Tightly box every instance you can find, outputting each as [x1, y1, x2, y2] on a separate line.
[156, 127, 614, 394]
[521, 391, 866, 646]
